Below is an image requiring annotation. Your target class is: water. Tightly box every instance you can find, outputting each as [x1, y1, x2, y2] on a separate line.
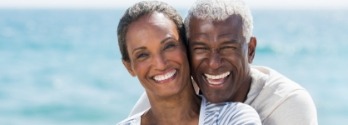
[0, 9, 347, 125]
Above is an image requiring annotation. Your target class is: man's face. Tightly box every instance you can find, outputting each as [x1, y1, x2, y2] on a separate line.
[188, 14, 253, 103]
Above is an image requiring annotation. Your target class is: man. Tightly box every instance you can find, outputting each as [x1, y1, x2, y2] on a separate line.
[129, 0, 318, 124]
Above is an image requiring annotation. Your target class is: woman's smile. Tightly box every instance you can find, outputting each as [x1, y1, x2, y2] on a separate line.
[152, 69, 177, 83]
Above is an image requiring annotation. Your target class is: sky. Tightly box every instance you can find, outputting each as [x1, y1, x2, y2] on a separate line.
[0, 0, 347, 9]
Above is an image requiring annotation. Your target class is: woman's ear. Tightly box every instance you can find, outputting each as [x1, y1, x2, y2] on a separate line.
[248, 36, 257, 63]
[122, 60, 136, 77]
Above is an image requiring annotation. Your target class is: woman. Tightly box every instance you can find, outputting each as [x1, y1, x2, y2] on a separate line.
[117, 1, 261, 125]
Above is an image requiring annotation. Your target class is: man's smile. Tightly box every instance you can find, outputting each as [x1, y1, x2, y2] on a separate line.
[204, 71, 230, 85]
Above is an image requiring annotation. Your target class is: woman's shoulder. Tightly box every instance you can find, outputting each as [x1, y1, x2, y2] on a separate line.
[205, 100, 258, 116]
[202, 97, 261, 125]
[117, 109, 148, 125]
[224, 102, 262, 125]
[117, 115, 141, 125]
[202, 96, 256, 114]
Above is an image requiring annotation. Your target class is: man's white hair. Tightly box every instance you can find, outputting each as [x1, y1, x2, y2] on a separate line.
[184, 0, 253, 42]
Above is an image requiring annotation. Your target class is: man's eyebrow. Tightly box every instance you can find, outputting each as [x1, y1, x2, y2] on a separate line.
[221, 40, 238, 45]
[189, 41, 207, 46]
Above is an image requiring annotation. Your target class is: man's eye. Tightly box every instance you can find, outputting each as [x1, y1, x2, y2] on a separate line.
[221, 46, 237, 50]
[192, 46, 209, 54]
[193, 47, 208, 51]
[220, 46, 237, 54]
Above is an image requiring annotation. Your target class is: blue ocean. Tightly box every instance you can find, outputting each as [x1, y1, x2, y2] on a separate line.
[0, 9, 347, 125]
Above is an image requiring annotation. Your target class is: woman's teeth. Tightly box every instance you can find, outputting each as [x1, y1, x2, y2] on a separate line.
[153, 70, 176, 82]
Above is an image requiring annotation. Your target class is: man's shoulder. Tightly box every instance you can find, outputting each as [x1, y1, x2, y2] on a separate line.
[251, 65, 305, 95]
[249, 66, 316, 123]
[250, 65, 310, 103]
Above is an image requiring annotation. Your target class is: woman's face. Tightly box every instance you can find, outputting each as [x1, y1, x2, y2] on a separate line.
[123, 12, 190, 98]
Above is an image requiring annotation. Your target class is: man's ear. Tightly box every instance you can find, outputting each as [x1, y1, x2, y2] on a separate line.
[248, 36, 257, 63]
[122, 60, 136, 77]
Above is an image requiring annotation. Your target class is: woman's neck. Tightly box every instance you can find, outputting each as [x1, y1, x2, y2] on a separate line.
[142, 82, 201, 125]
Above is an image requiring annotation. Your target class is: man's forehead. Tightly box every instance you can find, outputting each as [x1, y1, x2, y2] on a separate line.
[188, 15, 243, 34]
[190, 14, 242, 23]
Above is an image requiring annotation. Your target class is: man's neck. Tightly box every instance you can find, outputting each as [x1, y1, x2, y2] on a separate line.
[232, 75, 252, 102]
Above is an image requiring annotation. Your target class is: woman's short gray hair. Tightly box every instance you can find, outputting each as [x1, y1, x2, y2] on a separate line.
[117, 0, 185, 62]
[184, 0, 253, 42]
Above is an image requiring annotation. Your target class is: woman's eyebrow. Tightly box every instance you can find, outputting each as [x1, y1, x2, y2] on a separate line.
[131, 46, 146, 55]
[160, 37, 175, 44]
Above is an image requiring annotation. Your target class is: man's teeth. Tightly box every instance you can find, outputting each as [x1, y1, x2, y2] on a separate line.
[153, 70, 176, 81]
[205, 72, 230, 79]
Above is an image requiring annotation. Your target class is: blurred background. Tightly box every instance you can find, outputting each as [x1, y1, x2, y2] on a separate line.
[0, 0, 347, 125]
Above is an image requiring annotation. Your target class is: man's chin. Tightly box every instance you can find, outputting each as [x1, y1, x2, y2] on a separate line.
[203, 93, 228, 103]
[205, 97, 226, 103]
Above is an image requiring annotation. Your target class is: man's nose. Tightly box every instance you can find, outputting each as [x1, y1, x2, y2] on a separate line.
[208, 52, 221, 70]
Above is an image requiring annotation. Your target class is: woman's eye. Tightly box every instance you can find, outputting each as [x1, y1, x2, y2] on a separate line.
[164, 43, 177, 50]
[136, 53, 148, 59]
